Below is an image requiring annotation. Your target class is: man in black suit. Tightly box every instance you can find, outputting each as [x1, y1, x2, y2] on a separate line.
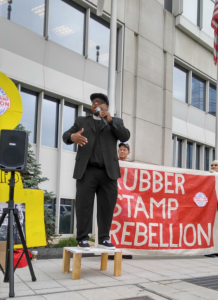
[63, 93, 130, 250]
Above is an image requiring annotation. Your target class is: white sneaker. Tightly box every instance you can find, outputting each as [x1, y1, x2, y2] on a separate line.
[98, 240, 116, 250]
[77, 240, 90, 251]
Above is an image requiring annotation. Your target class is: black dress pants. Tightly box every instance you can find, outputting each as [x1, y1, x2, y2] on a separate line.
[76, 165, 117, 243]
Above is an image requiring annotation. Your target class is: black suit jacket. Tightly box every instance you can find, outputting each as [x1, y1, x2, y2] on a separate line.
[62, 115, 130, 180]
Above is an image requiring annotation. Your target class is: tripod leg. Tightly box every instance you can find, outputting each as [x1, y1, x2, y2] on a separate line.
[14, 214, 36, 281]
[3, 218, 10, 283]
[4, 210, 15, 297]
[0, 212, 7, 227]
[9, 209, 15, 296]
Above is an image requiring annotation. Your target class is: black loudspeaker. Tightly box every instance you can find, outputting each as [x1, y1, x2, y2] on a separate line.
[0, 130, 28, 172]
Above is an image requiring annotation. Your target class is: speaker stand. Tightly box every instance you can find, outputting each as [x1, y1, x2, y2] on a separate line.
[0, 171, 36, 298]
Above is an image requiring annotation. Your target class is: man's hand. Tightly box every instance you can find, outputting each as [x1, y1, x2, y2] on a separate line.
[99, 111, 112, 123]
[71, 128, 88, 147]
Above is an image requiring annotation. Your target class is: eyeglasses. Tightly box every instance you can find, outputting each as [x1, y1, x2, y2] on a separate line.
[91, 100, 105, 105]
[211, 164, 218, 167]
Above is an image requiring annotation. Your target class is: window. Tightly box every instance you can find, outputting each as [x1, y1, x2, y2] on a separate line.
[164, 0, 172, 13]
[41, 96, 60, 148]
[196, 144, 201, 170]
[176, 138, 182, 168]
[88, 13, 110, 67]
[213, 149, 215, 161]
[186, 142, 193, 169]
[191, 74, 205, 111]
[19, 88, 38, 144]
[173, 64, 188, 103]
[49, 0, 85, 55]
[204, 147, 209, 171]
[171, 136, 174, 167]
[183, 0, 200, 27]
[209, 84, 216, 116]
[59, 199, 74, 234]
[0, 0, 45, 36]
[83, 107, 92, 116]
[62, 102, 77, 152]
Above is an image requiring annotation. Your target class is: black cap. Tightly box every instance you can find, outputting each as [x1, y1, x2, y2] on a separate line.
[90, 93, 109, 105]
[119, 142, 130, 151]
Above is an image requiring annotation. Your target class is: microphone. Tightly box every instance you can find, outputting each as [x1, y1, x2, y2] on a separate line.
[94, 107, 107, 125]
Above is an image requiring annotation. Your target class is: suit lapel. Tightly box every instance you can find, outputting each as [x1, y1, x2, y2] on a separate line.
[87, 116, 96, 132]
[100, 120, 107, 131]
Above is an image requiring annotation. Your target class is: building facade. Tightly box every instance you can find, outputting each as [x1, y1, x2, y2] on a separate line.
[0, 0, 216, 235]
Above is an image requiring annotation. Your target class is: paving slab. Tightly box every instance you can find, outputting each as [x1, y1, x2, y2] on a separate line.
[2, 255, 218, 300]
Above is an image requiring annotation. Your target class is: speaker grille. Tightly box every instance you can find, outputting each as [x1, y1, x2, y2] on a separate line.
[3, 148, 23, 167]
[0, 130, 28, 172]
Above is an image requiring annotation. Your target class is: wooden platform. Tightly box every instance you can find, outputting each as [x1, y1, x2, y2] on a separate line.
[62, 246, 122, 280]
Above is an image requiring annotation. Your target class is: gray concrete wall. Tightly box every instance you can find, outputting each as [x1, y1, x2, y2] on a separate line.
[121, 0, 174, 166]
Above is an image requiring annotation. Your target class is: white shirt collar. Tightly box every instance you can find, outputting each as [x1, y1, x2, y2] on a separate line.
[93, 114, 101, 120]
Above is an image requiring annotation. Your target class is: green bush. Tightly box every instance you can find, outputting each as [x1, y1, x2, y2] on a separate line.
[54, 237, 78, 248]
[89, 237, 95, 242]
[54, 237, 95, 248]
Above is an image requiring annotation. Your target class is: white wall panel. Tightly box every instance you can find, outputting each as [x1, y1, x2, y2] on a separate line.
[39, 147, 59, 194]
[205, 129, 215, 146]
[0, 48, 44, 88]
[60, 151, 77, 199]
[186, 122, 205, 143]
[186, 106, 206, 128]
[173, 99, 188, 120]
[44, 67, 84, 102]
[172, 117, 188, 137]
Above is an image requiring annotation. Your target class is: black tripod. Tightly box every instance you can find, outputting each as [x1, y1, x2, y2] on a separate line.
[0, 171, 36, 297]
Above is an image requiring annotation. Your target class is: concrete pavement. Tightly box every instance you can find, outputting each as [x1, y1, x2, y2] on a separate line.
[1, 255, 218, 300]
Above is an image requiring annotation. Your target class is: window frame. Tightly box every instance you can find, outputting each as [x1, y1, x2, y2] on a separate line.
[186, 141, 193, 169]
[191, 73, 206, 111]
[48, 0, 86, 56]
[62, 101, 78, 152]
[196, 144, 201, 170]
[209, 83, 216, 116]
[20, 87, 38, 144]
[43, 95, 60, 148]
[204, 146, 209, 171]
[176, 138, 183, 168]
[173, 63, 188, 103]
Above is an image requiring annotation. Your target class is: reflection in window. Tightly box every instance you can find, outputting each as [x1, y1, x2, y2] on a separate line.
[173, 64, 188, 103]
[209, 84, 216, 116]
[44, 198, 56, 233]
[89, 14, 110, 67]
[176, 138, 182, 168]
[196, 144, 201, 170]
[62, 102, 77, 152]
[164, 0, 172, 13]
[19, 88, 38, 143]
[49, 0, 85, 54]
[59, 199, 74, 234]
[204, 147, 209, 171]
[186, 142, 193, 169]
[191, 75, 205, 111]
[183, 0, 200, 26]
[83, 107, 92, 116]
[41, 96, 60, 148]
[202, 0, 214, 38]
[0, 0, 45, 36]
